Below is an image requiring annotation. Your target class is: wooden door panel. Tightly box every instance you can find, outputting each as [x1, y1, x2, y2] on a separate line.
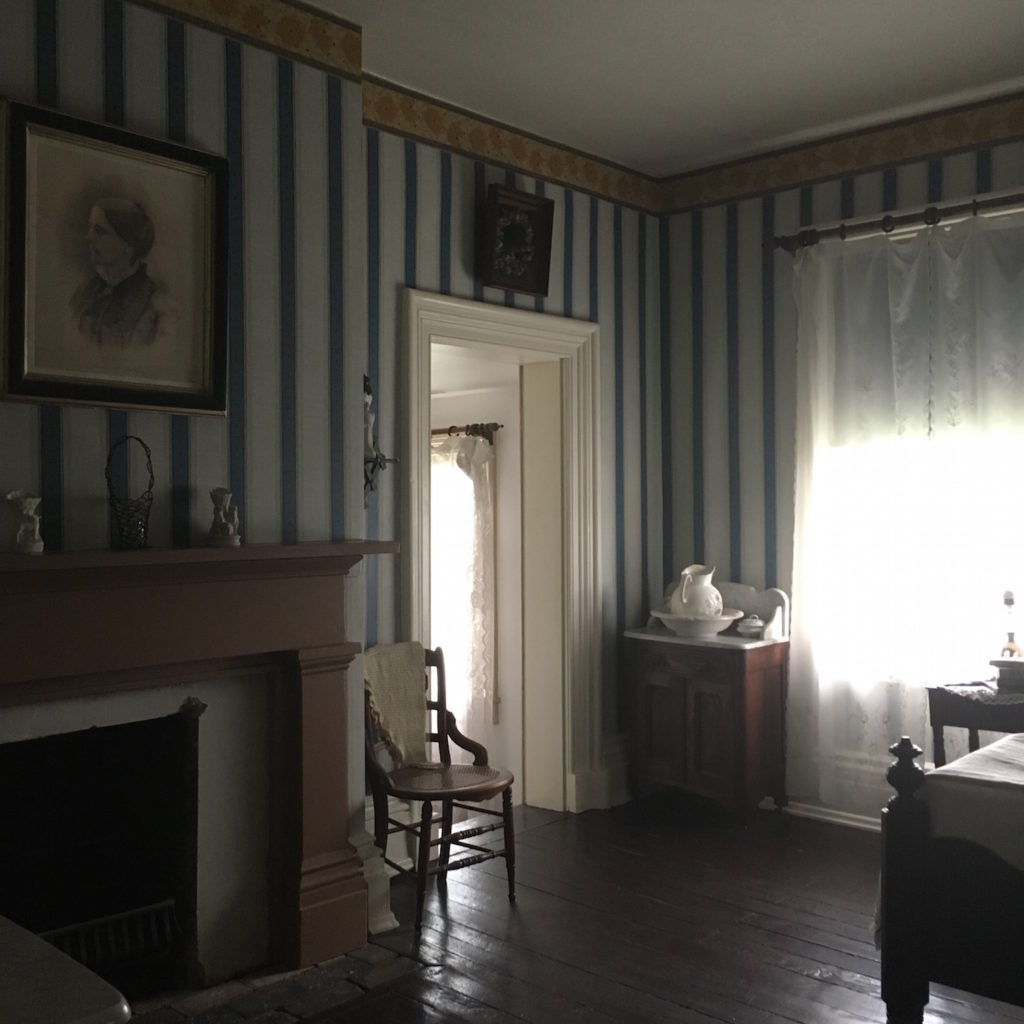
[634, 674, 685, 786]
[686, 682, 736, 799]
[627, 635, 788, 816]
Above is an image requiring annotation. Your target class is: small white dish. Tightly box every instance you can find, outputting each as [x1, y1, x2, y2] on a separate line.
[650, 605, 743, 637]
[736, 615, 765, 638]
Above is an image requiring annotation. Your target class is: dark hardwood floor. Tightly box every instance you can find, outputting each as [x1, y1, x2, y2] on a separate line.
[132, 795, 1024, 1024]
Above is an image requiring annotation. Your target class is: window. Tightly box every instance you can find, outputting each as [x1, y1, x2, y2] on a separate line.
[429, 435, 496, 751]
[790, 211, 1024, 814]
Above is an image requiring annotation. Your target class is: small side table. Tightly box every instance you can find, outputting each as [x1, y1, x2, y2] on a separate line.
[1, 914, 130, 1024]
[927, 682, 1024, 766]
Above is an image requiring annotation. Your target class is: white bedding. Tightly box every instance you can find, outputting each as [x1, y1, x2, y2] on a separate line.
[923, 732, 1024, 872]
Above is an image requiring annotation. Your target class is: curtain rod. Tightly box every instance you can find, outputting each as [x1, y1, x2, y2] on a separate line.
[773, 188, 1024, 255]
[431, 422, 504, 445]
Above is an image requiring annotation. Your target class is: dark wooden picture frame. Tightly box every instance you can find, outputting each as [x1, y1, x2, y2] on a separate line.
[477, 183, 554, 297]
[1, 99, 228, 414]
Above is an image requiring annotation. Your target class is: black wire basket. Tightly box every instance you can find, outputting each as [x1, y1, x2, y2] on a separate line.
[105, 435, 154, 550]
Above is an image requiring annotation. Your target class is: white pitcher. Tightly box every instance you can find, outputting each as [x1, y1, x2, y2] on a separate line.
[670, 564, 723, 617]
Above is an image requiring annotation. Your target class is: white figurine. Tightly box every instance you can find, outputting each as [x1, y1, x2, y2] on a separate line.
[6, 490, 44, 553]
[208, 487, 241, 547]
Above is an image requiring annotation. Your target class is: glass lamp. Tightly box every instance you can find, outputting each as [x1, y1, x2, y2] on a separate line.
[991, 589, 1024, 690]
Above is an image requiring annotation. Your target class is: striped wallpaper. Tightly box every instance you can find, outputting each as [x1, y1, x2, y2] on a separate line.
[665, 142, 1024, 609]
[3, 0, 1024, 749]
[667, 142, 1024, 806]
[0, 0, 367, 558]
[362, 127, 664, 732]
[0, 0, 666, 736]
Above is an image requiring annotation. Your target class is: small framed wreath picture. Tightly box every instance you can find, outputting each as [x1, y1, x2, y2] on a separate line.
[477, 183, 554, 297]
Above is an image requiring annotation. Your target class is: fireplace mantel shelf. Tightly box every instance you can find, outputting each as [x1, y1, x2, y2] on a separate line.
[0, 539, 398, 970]
[0, 539, 398, 579]
[0, 540, 398, 692]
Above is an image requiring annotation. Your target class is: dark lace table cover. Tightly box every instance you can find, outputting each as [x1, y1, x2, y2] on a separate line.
[946, 682, 1024, 705]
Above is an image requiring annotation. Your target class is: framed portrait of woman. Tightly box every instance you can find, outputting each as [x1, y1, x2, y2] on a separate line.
[0, 99, 228, 413]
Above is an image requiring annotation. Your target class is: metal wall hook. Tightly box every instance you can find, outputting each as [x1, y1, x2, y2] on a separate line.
[364, 375, 397, 505]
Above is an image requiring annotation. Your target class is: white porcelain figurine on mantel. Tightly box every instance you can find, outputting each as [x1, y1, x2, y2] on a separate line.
[207, 487, 241, 547]
[6, 490, 44, 553]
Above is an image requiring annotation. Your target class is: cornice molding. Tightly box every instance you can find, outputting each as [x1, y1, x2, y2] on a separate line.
[662, 92, 1024, 213]
[131, 1, 1024, 214]
[362, 78, 661, 211]
[135, 0, 361, 79]
[367, 82, 1024, 214]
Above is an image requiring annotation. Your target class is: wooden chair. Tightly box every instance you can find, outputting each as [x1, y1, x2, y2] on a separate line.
[364, 644, 515, 929]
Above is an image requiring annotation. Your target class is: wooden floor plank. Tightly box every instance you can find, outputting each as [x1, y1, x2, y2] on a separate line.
[483, 834, 881, 948]
[378, 918, 728, 1024]
[393, 878, 874, 1024]
[130, 800, 1024, 1024]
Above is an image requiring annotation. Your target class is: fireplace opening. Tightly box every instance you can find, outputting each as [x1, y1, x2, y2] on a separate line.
[0, 704, 202, 998]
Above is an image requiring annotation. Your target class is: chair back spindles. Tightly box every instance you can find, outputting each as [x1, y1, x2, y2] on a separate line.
[364, 642, 515, 929]
[425, 647, 453, 765]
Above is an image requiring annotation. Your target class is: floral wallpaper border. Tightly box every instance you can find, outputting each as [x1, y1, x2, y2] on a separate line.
[362, 78, 662, 211]
[139, 0, 362, 79]
[366, 82, 1024, 212]
[662, 93, 1024, 212]
[136, 0, 1024, 212]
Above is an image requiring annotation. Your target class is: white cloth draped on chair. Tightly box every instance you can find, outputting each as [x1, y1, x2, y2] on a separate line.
[364, 640, 428, 766]
[430, 433, 496, 757]
[789, 210, 1024, 817]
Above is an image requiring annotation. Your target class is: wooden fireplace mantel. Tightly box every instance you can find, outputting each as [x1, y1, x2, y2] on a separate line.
[0, 540, 398, 971]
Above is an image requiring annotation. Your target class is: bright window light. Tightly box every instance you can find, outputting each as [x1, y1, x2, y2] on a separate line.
[430, 455, 476, 730]
[805, 431, 1024, 691]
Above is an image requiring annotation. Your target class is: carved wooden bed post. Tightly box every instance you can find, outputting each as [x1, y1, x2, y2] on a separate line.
[880, 736, 929, 1024]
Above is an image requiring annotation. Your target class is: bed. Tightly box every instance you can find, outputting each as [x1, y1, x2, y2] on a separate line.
[880, 733, 1024, 1023]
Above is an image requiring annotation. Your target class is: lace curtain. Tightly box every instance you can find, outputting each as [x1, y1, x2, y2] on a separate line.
[789, 211, 1024, 816]
[430, 434, 496, 756]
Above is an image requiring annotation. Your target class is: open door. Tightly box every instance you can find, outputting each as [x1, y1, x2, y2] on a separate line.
[402, 288, 606, 813]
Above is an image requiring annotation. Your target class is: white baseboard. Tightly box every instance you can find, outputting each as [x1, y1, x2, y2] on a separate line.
[567, 768, 608, 812]
[567, 733, 631, 811]
[351, 828, 399, 934]
[782, 746, 922, 831]
[359, 795, 416, 935]
[783, 801, 881, 833]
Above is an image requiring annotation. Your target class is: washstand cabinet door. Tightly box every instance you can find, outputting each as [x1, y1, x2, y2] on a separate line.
[685, 670, 737, 801]
[634, 652, 687, 786]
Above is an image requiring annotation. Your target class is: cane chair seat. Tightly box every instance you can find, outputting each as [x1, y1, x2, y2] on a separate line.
[364, 642, 516, 929]
[386, 762, 514, 800]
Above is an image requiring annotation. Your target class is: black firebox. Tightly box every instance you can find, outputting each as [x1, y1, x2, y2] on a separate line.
[0, 708, 201, 997]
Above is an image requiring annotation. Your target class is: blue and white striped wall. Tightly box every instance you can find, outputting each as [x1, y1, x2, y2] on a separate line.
[362, 129, 665, 732]
[5, 0, 1024, 747]
[663, 142, 1024, 604]
[665, 140, 1024, 810]
[0, 0, 367, 557]
[0, 0, 667, 737]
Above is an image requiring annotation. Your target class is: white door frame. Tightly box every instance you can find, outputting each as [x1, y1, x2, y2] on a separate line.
[401, 288, 605, 812]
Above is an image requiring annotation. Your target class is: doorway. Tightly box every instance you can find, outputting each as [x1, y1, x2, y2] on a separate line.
[402, 289, 605, 813]
[429, 348, 522, 794]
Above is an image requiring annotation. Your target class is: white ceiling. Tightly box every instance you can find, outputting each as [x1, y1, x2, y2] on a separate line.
[310, 0, 1024, 178]
[431, 344, 520, 395]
